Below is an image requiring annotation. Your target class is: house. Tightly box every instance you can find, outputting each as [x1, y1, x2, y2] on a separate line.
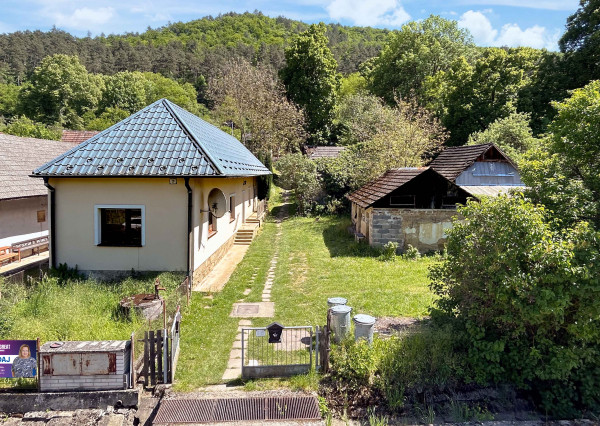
[347, 167, 474, 252]
[346, 143, 525, 252]
[429, 143, 524, 196]
[32, 99, 270, 283]
[0, 133, 77, 250]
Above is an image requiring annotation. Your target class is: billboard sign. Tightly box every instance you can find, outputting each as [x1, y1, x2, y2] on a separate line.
[0, 340, 37, 378]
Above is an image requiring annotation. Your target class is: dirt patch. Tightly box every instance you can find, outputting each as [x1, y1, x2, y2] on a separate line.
[374, 316, 427, 338]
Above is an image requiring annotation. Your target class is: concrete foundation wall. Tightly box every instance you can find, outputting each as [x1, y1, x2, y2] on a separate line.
[0, 196, 47, 240]
[369, 208, 459, 252]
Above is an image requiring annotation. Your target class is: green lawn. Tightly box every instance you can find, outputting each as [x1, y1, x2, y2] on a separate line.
[175, 197, 437, 390]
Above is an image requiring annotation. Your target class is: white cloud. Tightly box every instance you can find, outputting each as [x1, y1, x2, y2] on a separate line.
[459, 10, 497, 44]
[51, 7, 115, 30]
[326, 0, 410, 27]
[458, 10, 560, 50]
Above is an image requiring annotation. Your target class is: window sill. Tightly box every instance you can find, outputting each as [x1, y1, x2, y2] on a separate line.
[97, 244, 143, 247]
[208, 231, 217, 239]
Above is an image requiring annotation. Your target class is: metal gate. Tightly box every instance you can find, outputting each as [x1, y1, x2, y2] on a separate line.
[241, 325, 313, 378]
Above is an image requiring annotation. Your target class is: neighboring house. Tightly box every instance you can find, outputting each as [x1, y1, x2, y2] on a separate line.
[32, 99, 270, 283]
[61, 130, 100, 144]
[347, 167, 474, 252]
[429, 143, 524, 197]
[303, 145, 346, 160]
[0, 133, 77, 248]
[346, 143, 525, 252]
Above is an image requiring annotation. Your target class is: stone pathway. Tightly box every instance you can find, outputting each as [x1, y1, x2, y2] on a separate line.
[221, 192, 290, 383]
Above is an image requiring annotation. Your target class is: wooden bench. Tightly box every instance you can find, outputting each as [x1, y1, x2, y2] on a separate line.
[11, 236, 49, 259]
[0, 246, 20, 266]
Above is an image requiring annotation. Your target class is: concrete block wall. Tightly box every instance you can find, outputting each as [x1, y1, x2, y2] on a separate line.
[193, 233, 235, 287]
[369, 208, 460, 252]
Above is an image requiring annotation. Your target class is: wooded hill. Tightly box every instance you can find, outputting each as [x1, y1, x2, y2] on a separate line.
[0, 11, 390, 84]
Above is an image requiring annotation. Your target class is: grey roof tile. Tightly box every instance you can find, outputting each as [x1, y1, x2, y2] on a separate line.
[33, 99, 270, 178]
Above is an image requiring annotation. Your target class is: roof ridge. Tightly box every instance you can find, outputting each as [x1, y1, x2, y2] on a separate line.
[161, 99, 223, 175]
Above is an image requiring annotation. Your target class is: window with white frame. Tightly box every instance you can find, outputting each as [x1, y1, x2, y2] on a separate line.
[95, 205, 145, 247]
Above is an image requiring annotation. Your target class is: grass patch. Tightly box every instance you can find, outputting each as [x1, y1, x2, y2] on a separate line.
[174, 221, 279, 390]
[253, 215, 436, 327]
[0, 270, 185, 389]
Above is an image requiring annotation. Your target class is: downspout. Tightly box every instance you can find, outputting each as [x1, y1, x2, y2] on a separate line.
[43, 177, 56, 269]
[184, 178, 193, 284]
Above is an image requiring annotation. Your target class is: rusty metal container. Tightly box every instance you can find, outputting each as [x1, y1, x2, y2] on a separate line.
[40, 340, 130, 392]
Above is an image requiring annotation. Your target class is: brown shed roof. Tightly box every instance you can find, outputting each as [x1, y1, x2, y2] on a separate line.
[346, 167, 430, 208]
[61, 130, 100, 144]
[0, 133, 77, 200]
[429, 143, 515, 181]
[304, 145, 346, 159]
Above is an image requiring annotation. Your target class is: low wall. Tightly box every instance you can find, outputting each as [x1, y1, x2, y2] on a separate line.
[192, 233, 235, 288]
[0, 389, 139, 413]
[369, 208, 460, 252]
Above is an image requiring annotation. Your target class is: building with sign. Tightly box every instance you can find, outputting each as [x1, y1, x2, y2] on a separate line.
[32, 99, 271, 285]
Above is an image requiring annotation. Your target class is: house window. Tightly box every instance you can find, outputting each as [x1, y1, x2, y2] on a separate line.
[37, 210, 46, 223]
[390, 195, 415, 207]
[95, 205, 145, 247]
[208, 210, 217, 237]
[230, 195, 235, 222]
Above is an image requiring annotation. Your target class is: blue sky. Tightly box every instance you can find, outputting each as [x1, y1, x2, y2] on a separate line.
[0, 0, 579, 51]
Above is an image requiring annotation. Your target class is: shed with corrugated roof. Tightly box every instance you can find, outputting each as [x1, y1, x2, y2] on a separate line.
[31, 99, 270, 283]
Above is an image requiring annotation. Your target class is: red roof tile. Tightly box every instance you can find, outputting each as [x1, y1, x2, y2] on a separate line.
[61, 130, 100, 144]
[429, 143, 516, 181]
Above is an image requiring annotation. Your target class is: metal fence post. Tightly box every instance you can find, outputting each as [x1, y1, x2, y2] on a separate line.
[315, 325, 320, 371]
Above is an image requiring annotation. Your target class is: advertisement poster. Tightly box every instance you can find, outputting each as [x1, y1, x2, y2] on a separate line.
[0, 340, 37, 378]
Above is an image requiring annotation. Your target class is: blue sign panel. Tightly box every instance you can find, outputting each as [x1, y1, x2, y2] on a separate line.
[0, 340, 37, 378]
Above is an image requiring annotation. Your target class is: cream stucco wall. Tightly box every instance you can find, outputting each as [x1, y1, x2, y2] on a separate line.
[49, 176, 257, 275]
[0, 196, 48, 241]
[191, 177, 256, 270]
[51, 177, 188, 272]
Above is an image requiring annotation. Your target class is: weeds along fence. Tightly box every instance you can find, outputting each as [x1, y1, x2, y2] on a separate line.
[132, 275, 186, 387]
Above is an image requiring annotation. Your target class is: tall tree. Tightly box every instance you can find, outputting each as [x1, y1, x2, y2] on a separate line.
[559, 0, 600, 86]
[424, 47, 540, 145]
[367, 15, 474, 104]
[208, 58, 306, 157]
[19, 54, 103, 129]
[280, 23, 339, 143]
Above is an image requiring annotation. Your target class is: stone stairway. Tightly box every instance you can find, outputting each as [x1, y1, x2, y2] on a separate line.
[234, 228, 255, 245]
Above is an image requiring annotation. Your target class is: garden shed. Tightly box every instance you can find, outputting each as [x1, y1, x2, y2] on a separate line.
[32, 99, 270, 284]
[347, 167, 474, 252]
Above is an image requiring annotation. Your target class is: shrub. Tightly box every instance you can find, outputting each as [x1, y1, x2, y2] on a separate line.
[403, 244, 420, 260]
[429, 195, 600, 417]
[379, 241, 398, 262]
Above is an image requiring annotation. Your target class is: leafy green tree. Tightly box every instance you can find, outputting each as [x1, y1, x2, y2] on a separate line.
[338, 72, 367, 99]
[84, 108, 130, 131]
[19, 54, 103, 129]
[0, 115, 62, 140]
[425, 47, 540, 145]
[367, 15, 474, 103]
[559, 0, 600, 86]
[100, 71, 147, 113]
[524, 80, 600, 229]
[467, 112, 539, 165]
[142, 72, 203, 115]
[0, 83, 20, 118]
[430, 195, 600, 417]
[280, 23, 339, 143]
[276, 153, 322, 215]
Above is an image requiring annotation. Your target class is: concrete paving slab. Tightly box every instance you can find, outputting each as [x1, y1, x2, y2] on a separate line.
[239, 320, 252, 326]
[193, 244, 250, 292]
[221, 368, 241, 381]
[230, 302, 275, 318]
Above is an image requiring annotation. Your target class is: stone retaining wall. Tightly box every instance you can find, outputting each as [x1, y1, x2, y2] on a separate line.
[192, 233, 235, 288]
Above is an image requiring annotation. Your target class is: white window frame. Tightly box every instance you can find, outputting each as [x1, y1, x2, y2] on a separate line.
[94, 204, 146, 246]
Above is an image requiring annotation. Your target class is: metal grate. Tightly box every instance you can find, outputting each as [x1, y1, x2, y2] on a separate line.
[153, 396, 320, 423]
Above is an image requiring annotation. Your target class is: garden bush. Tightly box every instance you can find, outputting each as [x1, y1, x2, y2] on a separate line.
[429, 195, 600, 417]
